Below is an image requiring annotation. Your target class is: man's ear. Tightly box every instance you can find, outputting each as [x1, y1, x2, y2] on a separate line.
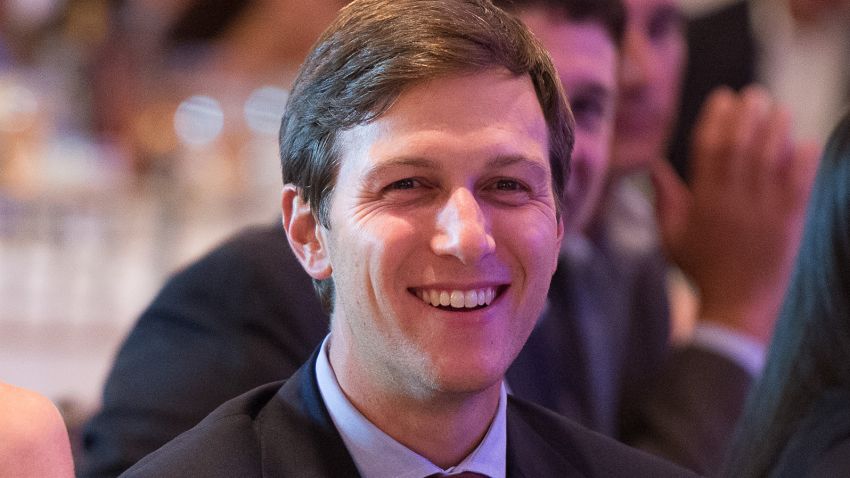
[281, 185, 332, 280]
[552, 214, 565, 276]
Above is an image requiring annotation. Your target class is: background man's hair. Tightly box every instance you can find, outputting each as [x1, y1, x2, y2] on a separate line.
[279, 0, 574, 313]
[493, 0, 626, 46]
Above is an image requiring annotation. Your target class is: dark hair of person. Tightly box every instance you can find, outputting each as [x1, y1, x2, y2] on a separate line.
[279, 0, 574, 313]
[721, 111, 850, 478]
[493, 0, 626, 46]
[166, 0, 253, 47]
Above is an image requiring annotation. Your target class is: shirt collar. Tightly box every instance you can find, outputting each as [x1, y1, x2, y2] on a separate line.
[315, 335, 507, 478]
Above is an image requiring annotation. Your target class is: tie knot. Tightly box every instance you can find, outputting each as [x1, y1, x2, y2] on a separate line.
[430, 473, 488, 478]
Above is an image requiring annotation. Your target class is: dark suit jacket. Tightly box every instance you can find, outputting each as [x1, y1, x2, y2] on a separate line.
[80, 225, 329, 477]
[508, 223, 750, 473]
[81, 223, 750, 476]
[120, 349, 697, 477]
[806, 438, 850, 478]
[768, 389, 850, 478]
[668, 1, 756, 182]
[507, 233, 670, 437]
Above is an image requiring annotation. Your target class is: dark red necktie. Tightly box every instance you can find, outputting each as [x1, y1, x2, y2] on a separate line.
[430, 473, 488, 478]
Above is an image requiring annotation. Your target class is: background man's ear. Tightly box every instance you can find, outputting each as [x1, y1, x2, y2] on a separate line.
[553, 215, 565, 276]
[281, 185, 333, 280]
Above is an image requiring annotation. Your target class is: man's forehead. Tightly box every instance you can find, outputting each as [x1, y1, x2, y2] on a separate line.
[388, 70, 541, 120]
[337, 124, 551, 177]
[519, 15, 617, 97]
[333, 70, 551, 176]
[519, 9, 617, 49]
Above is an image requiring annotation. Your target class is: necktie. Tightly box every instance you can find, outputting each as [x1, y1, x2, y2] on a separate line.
[429, 473, 488, 478]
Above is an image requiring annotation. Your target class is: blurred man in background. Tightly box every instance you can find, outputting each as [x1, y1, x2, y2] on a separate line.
[507, 0, 818, 472]
[595, 0, 819, 471]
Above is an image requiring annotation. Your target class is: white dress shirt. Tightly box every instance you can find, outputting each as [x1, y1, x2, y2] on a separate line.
[315, 335, 507, 478]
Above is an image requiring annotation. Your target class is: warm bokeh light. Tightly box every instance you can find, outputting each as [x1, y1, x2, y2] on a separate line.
[244, 85, 289, 136]
[0, 76, 38, 133]
[173, 95, 225, 147]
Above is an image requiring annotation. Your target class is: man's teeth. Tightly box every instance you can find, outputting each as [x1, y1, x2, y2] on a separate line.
[416, 287, 496, 309]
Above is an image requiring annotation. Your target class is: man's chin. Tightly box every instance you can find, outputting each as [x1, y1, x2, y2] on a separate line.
[424, 362, 506, 397]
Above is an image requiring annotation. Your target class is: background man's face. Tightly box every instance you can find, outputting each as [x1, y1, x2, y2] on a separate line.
[322, 68, 562, 398]
[518, 10, 618, 233]
[612, 0, 685, 175]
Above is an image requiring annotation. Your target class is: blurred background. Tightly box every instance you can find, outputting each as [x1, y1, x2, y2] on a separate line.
[0, 0, 345, 424]
[0, 0, 734, 436]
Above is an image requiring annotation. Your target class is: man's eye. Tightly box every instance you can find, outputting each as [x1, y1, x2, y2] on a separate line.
[484, 178, 534, 206]
[494, 179, 525, 191]
[571, 97, 604, 130]
[388, 178, 418, 190]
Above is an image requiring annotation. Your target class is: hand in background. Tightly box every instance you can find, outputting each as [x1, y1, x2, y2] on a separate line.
[654, 85, 820, 345]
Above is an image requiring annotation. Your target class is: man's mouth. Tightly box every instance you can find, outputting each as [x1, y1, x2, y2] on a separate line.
[411, 287, 499, 310]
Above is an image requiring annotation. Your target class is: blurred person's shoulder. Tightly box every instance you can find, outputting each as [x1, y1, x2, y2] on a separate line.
[0, 382, 74, 477]
[0, 382, 66, 442]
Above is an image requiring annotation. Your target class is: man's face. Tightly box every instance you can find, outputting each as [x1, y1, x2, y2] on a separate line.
[612, 0, 686, 176]
[322, 69, 562, 398]
[519, 10, 618, 233]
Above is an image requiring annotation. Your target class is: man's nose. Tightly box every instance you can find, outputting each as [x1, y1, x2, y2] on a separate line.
[430, 188, 496, 265]
[620, 28, 652, 92]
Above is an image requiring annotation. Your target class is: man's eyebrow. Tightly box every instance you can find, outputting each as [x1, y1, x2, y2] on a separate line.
[368, 157, 436, 172]
[361, 157, 436, 187]
[363, 157, 434, 177]
[487, 155, 550, 177]
[573, 83, 613, 100]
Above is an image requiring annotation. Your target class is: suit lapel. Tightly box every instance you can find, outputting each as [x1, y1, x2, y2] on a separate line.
[563, 245, 620, 435]
[255, 348, 361, 477]
[505, 399, 585, 477]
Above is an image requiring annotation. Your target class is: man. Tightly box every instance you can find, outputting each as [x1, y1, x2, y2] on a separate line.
[502, 1, 621, 237]
[595, 0, 819, 472]
[119, 0, 692, 476]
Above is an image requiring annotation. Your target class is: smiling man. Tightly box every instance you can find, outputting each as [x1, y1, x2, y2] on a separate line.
[300, 71, 562, 471]
[119, 0, 693, 476]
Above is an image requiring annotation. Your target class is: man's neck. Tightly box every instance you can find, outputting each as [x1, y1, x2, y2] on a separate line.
[328, 335, 502, 469]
